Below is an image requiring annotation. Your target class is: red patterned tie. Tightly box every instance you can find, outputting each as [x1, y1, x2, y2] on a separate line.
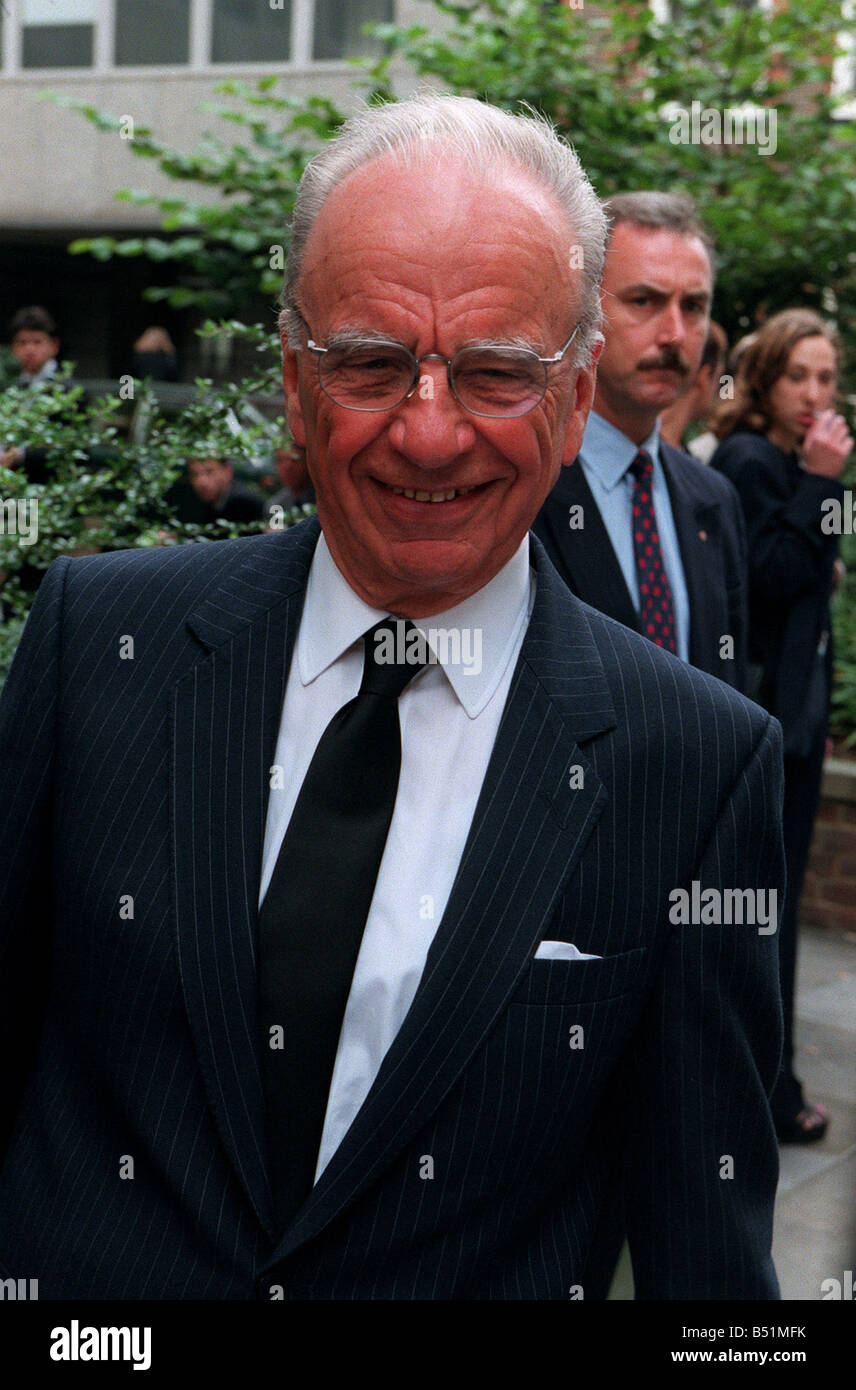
[629, 449, 677, 654]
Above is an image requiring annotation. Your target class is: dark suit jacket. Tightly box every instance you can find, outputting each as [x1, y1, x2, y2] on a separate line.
[0, 517, 784, 1299]
[533, 441, 749, 691]
[710, 430, 842, 756]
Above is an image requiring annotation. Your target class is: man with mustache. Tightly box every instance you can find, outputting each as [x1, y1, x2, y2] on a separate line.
[535, 193, 748, 690]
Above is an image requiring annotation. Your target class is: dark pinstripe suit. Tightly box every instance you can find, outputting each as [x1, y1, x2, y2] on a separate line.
[0, 516, 783, 1299]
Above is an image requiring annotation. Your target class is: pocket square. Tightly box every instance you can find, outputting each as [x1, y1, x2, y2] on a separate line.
[534, 940, 602, 961]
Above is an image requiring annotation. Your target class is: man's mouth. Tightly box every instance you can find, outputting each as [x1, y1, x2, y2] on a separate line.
[378, 480, 486, 504]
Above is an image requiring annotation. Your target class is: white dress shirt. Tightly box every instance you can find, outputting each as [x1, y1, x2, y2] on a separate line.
[259, 531, 535, 1183]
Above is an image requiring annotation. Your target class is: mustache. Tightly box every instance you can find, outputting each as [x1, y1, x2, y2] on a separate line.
[637, 348, 690, 374]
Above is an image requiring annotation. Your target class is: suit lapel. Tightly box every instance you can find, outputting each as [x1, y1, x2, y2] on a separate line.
[660, 442, 724, 672]
[540, 461, 641, 634]
[263, 536, 617, 1270]
[170, 519, 320, 1234]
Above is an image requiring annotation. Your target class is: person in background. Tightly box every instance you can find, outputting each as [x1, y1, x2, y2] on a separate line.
[7, 305, 60, 387]
[265, 442, 316, 521]
[132, 326, 179, 382]
[0, 306, 64, 480]
[534, 192, 748, 691]
[185, 454, 265, 524]
[660, 320, 728, 463]
[710, 307, 853, 1144]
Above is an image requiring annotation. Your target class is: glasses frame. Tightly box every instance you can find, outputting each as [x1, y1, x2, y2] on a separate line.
[298, 315, 581, 418]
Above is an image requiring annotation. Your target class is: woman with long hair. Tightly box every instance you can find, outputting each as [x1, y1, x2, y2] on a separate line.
[710, 308, 853, 1142]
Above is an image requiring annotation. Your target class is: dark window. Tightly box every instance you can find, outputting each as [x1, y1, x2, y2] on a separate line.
[22, 23, 94, 67]
[313, 0, 393, 60]
[212, 0, 292, 63]
[115, 0, 191, 65]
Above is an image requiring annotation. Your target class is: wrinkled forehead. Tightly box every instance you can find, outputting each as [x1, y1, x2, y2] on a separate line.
[297, 153, 581, 340]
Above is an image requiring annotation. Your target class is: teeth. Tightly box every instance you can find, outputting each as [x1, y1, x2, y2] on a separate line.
[386, 484, 477, 502]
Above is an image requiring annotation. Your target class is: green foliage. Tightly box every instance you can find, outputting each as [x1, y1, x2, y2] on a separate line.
[0, 345, 297, 686]
[366, 0, 856, 370]
[52, 85, 348, 317]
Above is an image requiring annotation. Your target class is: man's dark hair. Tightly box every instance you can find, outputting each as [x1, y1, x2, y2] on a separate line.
[602, 192, 716, 281]
[10, 305, 58, 339]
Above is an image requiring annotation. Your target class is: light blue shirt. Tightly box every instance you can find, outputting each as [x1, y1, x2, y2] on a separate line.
[578, 411, 690, 662]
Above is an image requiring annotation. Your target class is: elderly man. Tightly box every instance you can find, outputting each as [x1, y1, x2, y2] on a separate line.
[534, 194, 748, 689]
[0, 96, 782, 1301]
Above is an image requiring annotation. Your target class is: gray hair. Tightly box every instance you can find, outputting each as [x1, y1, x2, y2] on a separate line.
[281, 92, 607, 368]
[602, 191, 716, 281]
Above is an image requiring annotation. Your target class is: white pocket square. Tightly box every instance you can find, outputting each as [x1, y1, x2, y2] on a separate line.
[534, 940, 602, 962]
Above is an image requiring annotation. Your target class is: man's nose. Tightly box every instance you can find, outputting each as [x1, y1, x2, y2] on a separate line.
[387, 362, 477, 464]
[657, 300, 686, 345]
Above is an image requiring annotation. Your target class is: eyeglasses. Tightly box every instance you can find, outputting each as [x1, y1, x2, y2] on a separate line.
[300, 320, 580, 419]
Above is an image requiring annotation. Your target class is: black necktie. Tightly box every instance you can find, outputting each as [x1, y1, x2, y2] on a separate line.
[258, 617, 426, 1229]
[629, 449, 678, 654]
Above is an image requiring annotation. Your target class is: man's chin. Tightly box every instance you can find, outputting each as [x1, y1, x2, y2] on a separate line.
[350, 541, 500, 615]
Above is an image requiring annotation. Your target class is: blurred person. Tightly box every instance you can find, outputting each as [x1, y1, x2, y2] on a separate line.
[534, 192, 748, 690]
[0, 307, 64, 481]
[7, 305, 59, 386]
[660, 320, 728, 462]
[266, 441, 315, 520]
[187, 454, 265, 524]
[710, 307, 853, 1143]
[132, 325, 178, 382]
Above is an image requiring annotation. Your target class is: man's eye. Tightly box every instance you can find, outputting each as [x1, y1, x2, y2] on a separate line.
[342, 351, 403, 371]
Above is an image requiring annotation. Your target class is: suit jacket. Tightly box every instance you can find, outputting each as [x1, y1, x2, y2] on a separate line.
[710, 430, 842, 757]
[532, 441, 749, 691]
[0, 516, 784, 1299]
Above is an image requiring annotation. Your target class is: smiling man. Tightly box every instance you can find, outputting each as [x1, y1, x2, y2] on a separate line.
[0, 97, 783, 1301]
[534, 192, 748, 689]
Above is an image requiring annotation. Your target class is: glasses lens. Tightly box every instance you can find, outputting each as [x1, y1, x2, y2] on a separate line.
[319, 342, 414, 409]
[452, 348, 546, 417]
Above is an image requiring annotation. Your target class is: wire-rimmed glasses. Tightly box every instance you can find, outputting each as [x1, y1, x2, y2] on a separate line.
[300, 321, 581, 419]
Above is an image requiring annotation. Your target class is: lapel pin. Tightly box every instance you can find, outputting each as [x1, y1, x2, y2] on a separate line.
[698, 529, 708, 542]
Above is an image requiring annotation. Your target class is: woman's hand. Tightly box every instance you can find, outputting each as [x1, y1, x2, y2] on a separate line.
[803, 409, 853, 479]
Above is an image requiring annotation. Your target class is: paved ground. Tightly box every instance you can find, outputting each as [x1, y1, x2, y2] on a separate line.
[608, 922, 856, 1300]
[771, 923, 856, 1301]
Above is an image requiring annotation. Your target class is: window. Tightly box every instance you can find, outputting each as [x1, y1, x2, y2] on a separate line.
[5, 0, 396, 72]
[114, 0, 190, 64]
[212, 0, 292, 64]
[22, 0, 96, 68]
[313, 0, 393, 61]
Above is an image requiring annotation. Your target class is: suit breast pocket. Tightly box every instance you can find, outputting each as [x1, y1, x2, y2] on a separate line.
[509, 945, 649, 1007]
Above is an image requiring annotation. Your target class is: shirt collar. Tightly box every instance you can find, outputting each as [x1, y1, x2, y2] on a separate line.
[298, 530, 532, 719]
[580, 410, 661, 492]
[19, 359, 58, 387]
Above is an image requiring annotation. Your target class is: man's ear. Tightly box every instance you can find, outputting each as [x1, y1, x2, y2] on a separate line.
[561, 338, 602, 467]
[281, 332, 307, 447]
